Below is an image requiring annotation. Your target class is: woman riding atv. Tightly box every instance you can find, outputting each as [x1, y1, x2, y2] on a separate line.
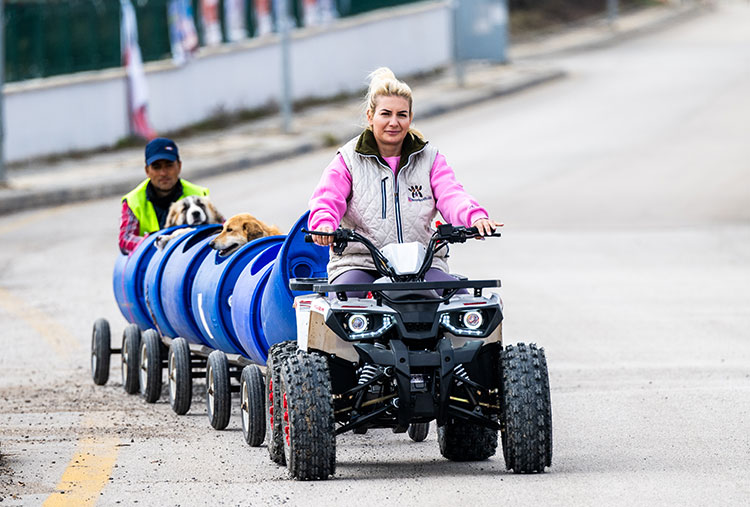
[308, 67, 502, 288]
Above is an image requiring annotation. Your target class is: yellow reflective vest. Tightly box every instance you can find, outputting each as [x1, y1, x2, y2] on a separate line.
[122, 178, 209, 236]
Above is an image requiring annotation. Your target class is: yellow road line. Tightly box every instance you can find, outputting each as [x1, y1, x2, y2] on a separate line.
[0, 287, 74, 357]
[43, 436, 120, 507]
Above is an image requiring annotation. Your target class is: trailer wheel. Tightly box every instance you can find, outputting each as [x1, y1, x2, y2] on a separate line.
[281, 351, 335, 481]
[500, 343, 552, 473]
[265, 341, 297, 465]
[206, 350, 231, 430]
[240, 365, 266, 447]
[139, 329, 163, 403]
[121, 324, 141, 394]
[408, 422, 430, 442]
[91, 318, 111, 385]
[168, 338, 192, 415]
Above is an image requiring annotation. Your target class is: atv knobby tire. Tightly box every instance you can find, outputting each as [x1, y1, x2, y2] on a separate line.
[437, 419, 498, 461]
[408, 422, 430, 442]
[265, 340, 298, 465]
[281, 351, 335, 481]
[500, 342, 553, 473]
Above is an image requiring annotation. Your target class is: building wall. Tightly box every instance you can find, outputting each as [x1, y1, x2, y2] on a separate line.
[4, 1, 451, 162]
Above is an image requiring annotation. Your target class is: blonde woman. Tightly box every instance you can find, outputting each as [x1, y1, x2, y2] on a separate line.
[309, 67, 502, 287]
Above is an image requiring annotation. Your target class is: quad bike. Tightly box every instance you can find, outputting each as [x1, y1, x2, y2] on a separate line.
[266, 223, 552, 480]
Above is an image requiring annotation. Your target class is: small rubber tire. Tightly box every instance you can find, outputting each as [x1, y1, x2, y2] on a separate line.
[500, 342, 553, 473]
[437, 419, 497, 461]
[408, 422, 430, 442]
[121, 324, 141, 394]
[168, 338, 192, 415]
[265, 341, 298, 465]
[139, 329, 163, 403]
[91, 318, 111, 386]
[206, 350, 231, 430]
[240, 365, 266, 447]
[281, 351, 336, 481]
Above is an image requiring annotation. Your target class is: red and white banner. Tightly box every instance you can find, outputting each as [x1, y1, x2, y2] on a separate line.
[200, 0, 223, 46]
[168, 0, 199, 65]
[120, 0, 156, 139]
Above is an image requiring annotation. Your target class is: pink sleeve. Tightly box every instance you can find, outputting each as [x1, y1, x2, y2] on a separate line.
[430, 153, 489, 227]
[308, 154, 352, 230]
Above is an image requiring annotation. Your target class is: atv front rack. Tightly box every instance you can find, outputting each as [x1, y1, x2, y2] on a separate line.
[290, 278, 501, 303]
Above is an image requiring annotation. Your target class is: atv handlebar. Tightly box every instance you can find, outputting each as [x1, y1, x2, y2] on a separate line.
[302, 223, 500, 282]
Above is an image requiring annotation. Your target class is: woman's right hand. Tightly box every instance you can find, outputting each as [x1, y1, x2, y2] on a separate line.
[311, 225, 334, 246]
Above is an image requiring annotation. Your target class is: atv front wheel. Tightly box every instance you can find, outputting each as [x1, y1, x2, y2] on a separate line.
[500, 342, 552, 473]
[265, 341, 298, 465]
[281, 351, 335, 480]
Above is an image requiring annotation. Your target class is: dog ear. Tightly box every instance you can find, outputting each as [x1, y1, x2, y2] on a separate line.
[243, 220, 264, 241]
[166, 202, 181, 226]
[205, 200, 225, 224]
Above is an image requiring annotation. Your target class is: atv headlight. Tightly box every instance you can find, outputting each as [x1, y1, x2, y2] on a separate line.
[462, 310, 483, 330]
[440, 312, 484, 337]
[347, 314, 369, 334]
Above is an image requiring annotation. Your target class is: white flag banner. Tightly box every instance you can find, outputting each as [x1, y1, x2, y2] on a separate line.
[200, 0, 223, 46]
[120, 0, 156, 138]
[224, 0, 248, 42]
[168, 0, 199, 65]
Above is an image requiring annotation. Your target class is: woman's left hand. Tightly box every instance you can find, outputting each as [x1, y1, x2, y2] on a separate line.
[472, 218, 504, 236]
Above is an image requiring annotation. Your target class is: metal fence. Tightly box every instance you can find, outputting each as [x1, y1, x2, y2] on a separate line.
[3, 0, 423, 83]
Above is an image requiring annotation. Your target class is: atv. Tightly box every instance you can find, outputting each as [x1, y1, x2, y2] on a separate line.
[265, 223, 552, 480]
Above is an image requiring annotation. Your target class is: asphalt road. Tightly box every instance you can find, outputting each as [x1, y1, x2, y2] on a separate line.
[1, 2, 749, 505]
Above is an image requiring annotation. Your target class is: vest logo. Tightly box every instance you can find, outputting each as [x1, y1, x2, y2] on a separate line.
[407, 185, 432, 202]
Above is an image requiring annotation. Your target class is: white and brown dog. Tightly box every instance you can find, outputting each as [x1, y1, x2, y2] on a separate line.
[155, 195, 225, 249]
[209, 213, 282, 256]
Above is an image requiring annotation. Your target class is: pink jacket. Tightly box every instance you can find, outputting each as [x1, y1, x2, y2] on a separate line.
[309, 152, 488, 231]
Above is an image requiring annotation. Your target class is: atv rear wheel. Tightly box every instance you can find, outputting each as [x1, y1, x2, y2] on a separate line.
[408, 422, 430, 442]
[265, 341, 297, 465]
[500, 342, 552, 473]
[281, 351, 336, 480]
[437, 419, 497, 461]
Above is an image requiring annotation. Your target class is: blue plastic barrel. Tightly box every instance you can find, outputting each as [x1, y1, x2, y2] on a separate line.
[143, 227, 196, 338]
[113, 230, 174, 331]
[160, 225, 222, 345]
[260, 211, 329, 347]
[191, 235, 285, 355]
[231, 243, 283, 363]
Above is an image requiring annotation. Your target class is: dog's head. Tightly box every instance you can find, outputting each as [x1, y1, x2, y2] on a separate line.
[166, 195, 224, 227]
[209, 213, 281, 256]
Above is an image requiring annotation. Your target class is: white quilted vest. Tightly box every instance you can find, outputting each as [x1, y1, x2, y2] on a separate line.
[327, 134, 449, 280]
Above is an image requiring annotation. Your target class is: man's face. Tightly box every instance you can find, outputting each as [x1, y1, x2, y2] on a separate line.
[145, 159, 182, 193]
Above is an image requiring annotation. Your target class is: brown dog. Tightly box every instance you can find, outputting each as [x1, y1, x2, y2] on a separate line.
[209, 213, 282, 256]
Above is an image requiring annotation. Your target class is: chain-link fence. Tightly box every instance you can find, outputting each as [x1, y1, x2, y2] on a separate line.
[3, 0, 424, 83]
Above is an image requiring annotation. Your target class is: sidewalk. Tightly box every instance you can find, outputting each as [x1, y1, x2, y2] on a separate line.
[0, 1, 706, 216]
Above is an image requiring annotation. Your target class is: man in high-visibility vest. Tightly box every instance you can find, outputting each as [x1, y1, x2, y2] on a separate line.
[118, 137, 209, 254]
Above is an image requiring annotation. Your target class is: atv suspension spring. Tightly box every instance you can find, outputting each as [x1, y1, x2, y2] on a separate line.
[357, 364, 381, 385]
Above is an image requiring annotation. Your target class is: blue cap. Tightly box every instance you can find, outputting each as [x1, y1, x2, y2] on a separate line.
[145, 137, 180, 165]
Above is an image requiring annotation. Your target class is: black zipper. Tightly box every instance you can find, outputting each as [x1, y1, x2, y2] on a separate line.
[380, 177, 387, 219]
